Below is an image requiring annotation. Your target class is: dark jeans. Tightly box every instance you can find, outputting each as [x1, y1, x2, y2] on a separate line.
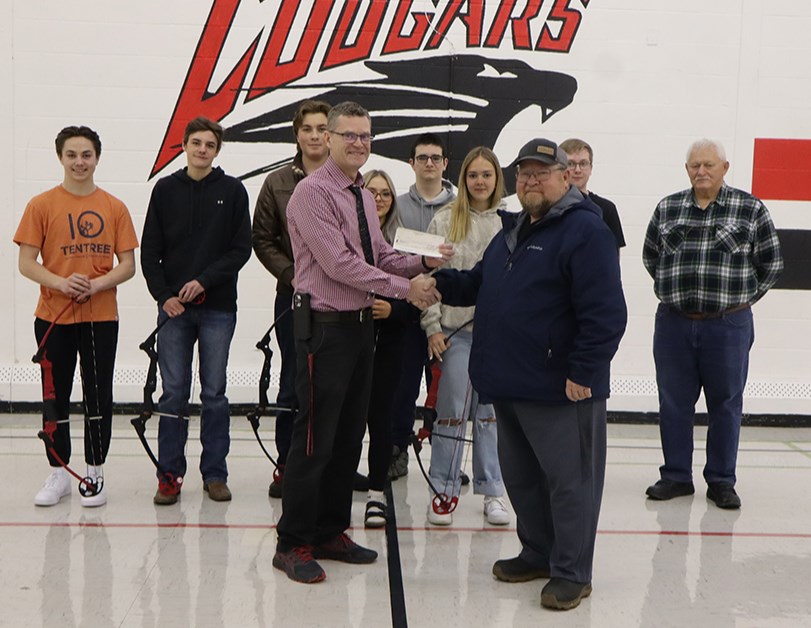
[277, 317, 375, 548]
[653, 304, 754, 485]
[34, 318, 118, 467]
[156, 307, 236, 483]
[273, 290, 297, 466]
[495, 399, 607, 584]
[366, 320, 406, 491]
[390, 316, 430, 450]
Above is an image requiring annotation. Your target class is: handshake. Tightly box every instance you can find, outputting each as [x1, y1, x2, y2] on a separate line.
[406, 274, 442, 309]
[406, 243, 453, 309]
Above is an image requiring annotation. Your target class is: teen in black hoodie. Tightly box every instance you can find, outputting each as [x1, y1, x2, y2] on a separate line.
[141, 117, 251, 505]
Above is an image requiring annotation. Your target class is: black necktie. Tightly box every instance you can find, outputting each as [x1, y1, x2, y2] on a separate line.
[350, 185, 375, 266]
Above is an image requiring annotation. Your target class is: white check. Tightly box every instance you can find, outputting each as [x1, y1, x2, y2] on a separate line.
[393, 227, 445, 257]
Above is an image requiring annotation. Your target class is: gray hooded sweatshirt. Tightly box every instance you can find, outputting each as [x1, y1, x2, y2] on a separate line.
[396, 180, 456, 232]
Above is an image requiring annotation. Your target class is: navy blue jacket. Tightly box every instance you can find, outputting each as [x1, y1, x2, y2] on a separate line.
[434, 189, 627, 404]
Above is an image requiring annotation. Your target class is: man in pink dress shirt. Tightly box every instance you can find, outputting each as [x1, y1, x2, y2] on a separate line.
[273, 101, 450, 584]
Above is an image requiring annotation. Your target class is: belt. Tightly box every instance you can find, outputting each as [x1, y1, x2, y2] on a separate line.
[311, 307, 372, 324]
[671, 303, 750, 320]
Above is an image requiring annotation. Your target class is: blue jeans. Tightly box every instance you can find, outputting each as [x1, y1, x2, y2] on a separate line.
[428, 328, 503, 499]
[156, 307, 237, 483]
[653, 304, 754, 486]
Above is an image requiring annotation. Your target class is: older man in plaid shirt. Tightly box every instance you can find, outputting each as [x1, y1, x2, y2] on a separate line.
[642, 138, 783, 509]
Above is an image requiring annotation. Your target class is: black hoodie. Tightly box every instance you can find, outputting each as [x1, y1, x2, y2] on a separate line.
[141, 166, 252, 311]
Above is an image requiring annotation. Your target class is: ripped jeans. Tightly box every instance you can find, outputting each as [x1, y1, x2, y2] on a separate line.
[427, 328, 503, 499]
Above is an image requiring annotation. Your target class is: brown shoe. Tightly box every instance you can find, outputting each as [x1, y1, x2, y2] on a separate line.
[204, 481, 232, 502]
[153, 487, 179, 505]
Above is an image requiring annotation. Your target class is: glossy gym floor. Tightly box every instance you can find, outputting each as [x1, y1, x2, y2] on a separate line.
[2, 415, 809, 627]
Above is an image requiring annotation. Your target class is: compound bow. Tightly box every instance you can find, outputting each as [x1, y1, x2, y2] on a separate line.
[35, 299, 103, 497]
[409, 318, 476, 516]
[129, 314, 185, 495]
[245, 308, 293, 484]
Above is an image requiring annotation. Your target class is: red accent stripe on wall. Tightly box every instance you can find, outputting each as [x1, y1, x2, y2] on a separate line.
[752, 138, 811, 201]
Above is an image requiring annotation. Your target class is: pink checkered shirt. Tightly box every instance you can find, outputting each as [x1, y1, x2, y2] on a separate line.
[287, 157, 422, 312]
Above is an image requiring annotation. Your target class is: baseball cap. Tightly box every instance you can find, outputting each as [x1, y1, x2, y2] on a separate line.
[509, 138, 569, 168]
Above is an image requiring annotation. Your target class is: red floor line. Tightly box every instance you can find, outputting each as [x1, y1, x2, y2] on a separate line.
[0, 521, 809, 539]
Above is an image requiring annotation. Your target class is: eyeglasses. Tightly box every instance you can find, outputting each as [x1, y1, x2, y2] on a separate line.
[367, 189, 392, 200]
[516, 167, 564, 183]
[414, 154, 445, 164]
[567, 160, 591, 170]
[331, 131, 374, 144]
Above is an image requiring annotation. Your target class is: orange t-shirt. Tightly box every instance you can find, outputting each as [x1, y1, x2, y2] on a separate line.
[14, 185, 139, 323]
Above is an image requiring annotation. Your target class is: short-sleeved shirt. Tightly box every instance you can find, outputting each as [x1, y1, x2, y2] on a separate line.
[14, 185, 139, 323]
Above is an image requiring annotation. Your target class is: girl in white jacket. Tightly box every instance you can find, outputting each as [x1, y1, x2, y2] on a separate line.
[421, 147, 509, 526]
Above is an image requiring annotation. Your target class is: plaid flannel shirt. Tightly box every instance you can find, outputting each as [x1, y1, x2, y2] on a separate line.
[643, 184, 783, 312]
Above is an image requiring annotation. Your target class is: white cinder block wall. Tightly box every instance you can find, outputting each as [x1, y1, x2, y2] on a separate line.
[2, 1, 809, 413]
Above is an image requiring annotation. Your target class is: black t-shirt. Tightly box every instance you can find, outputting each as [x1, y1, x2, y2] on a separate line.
[588, 192, 626, 249]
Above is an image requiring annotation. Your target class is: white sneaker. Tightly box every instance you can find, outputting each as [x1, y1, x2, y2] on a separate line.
[34, 468, 71, 506]
[427, 503, 453, 526]
[80, 465, 106, 508]
[484, 496, 510, 525]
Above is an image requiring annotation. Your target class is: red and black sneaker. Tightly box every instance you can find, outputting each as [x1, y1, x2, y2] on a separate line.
[312, 533, 378, 564]
[272, 545, 326, 584]
[268, 466, 283, 499]
[153, 477, 182, 505]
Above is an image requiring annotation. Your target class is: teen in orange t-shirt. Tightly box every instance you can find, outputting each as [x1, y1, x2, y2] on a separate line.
[14, 125, 138, 508]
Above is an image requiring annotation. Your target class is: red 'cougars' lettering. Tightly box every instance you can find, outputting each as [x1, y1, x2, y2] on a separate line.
[152, 0, 590, 178]
[426, 0, 484, 49]
[322, 0, 387, 70]
[382, 0, 433, 55]
[150, 0, 259, 177]
[538, 0, 583, 53]
[248, 1, 332, 99]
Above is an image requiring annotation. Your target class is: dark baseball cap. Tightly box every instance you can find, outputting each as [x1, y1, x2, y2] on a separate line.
[509, 138, 569, 168]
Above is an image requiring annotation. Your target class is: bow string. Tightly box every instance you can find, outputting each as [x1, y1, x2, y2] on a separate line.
[246, 307, 293, 483]
[129, 293, 206, 495]
[409, 318, 475, 516]
[34, 298, 104, 497]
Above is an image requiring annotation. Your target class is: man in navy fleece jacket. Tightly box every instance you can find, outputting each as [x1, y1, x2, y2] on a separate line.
[433, 138, 627, 611]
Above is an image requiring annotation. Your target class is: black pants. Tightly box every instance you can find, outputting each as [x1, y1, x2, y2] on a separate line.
[494, 399, 607, 583]
[34, 318, 118, 467]
[277, 317, 375, 548]
[389, 316, 431, 450]
[366, 320, 406, 491]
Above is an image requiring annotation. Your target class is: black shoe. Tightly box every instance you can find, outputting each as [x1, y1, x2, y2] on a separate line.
[312, 533, 378, 564]
[492, 556, 550, 583]
[541, 578, 592, 610]
[460, 471, 470, 486]
[353, 472, 369, 492]
[706, 482, 741, 509]
[272, 546, 326, 584]
[388, 446, 409, 480]
[646, 479, 695, 501]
